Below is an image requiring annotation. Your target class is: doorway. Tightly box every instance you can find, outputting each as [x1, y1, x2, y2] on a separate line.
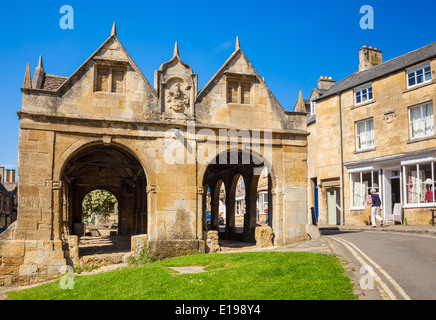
[383, 169, 401, 219]
[327, 187, 341, 225]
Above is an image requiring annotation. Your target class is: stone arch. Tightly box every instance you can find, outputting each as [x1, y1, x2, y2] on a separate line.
[197, 147, 277, 192]
[58, 141, 148, 238]
[201, 147, 275, 242]
[80, 188, 119, 229]
[54, 139, 151, 185]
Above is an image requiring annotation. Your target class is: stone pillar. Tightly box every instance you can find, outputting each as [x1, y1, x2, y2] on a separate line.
[204, 230, 220, 253]
[52, 181, 62, 240]
[131, 234, 148, 255]
[243, 173, 257, 242]
[225, 194, 235, 239]
[255, 225, 273, 248]
[197, 186, 204, 238]
[67, 235, 80, 267]
[210, 183, 220, 231]
[146, 185, 158, 240]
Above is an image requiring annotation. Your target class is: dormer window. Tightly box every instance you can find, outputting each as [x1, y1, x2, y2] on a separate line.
[407, 62, 431, 88]
[94, 59, 127, 93]
[355, 84, 373, 105]
[225, 72, 254, 105]
[310, 100, 316, 116]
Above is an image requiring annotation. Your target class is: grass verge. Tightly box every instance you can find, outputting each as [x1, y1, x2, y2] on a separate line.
[6, 251, 357, 300]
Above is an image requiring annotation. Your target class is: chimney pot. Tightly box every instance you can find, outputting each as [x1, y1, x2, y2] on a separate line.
[359, 45, 383, 72]
[317, 76, 336, 90]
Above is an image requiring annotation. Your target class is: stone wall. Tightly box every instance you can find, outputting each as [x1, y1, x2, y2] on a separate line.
[312, 55, 436, 227]
[0, 225, 66, 286]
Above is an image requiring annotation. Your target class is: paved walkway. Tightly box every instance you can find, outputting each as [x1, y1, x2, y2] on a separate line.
[319, 224, 436, 237]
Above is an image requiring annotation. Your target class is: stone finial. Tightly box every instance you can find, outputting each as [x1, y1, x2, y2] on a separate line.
[32, 55, 45, 89]
[111, 22, 117, 37]
[235, 36, 240, 50]
[38, 55, 43, 69]
[173, 41, 179, 57]
[23, 63, 32, 88]
[295, 91, 306, 112]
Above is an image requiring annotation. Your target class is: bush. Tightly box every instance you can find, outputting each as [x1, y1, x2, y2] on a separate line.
[128, 246, 159, 266]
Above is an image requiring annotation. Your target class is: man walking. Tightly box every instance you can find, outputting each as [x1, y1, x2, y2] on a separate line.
[370, 188, 383, 227]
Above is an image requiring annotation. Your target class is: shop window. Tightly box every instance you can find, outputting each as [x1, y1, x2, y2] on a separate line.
[404, 162, 434, 205]
[350, 170, 380, 208]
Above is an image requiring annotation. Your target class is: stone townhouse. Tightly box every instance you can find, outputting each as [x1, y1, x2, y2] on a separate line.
[0, 24, 309, 285]
[308, 41, 436, 226]
[0, 168, 17, 230]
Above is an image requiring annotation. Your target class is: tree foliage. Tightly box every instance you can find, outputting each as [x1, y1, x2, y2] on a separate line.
[82, 190, 118, 223]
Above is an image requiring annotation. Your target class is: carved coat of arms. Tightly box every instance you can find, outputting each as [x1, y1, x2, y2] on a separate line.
[167, 83, 189, 112]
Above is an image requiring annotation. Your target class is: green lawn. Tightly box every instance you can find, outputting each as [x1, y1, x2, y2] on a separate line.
[6, 251, 357, 300]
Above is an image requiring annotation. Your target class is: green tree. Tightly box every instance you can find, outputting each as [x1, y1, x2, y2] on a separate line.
[82, 190, 118, 223]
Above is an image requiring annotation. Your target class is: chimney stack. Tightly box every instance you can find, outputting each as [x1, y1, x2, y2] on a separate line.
[317, 76, 336, 91]
[5, 170, 16, 183]
[359, 45, 382, 72]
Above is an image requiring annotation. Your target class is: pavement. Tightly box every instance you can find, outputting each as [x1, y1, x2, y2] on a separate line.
[318, 223, 436, 237]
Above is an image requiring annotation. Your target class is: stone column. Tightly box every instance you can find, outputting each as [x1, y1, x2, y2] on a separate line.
[196, 186, 204, 239]
[243, 173, 257, 242]
[225, 194, 235, 239]
[146, 185, 158, 240]
[67, 235, 80, 267]
[52, 180, 62, 240]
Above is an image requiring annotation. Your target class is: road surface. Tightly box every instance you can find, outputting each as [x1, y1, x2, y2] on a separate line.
[324, 229, 436, 300]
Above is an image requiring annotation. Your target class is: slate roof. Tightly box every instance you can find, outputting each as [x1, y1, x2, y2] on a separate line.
[315, 41, 436, 102]
[0, 183, 14, 196]
[41, 74, 68, 91]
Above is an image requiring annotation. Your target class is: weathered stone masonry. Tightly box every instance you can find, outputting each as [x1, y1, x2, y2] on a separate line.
[0, 24, 309, 286]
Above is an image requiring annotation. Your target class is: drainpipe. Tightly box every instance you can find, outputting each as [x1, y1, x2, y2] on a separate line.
[338, 92, 345, 225]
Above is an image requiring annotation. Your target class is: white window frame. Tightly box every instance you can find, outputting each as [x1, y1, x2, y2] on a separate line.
[355, 118, 375, 151]
[407, 62, 432, 89]
[349, 168, 382, 210]
[402, 158, 436, 208]
[310, 100, 316, 116]
[408, 102, 434, 140]
[355, 83, 373, 105]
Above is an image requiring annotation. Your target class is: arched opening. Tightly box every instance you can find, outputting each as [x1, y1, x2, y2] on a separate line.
[61, 143, 147, 255]
[256, 167, 272, 227]
[81, 189, 119, 235]
[202, 149, 270, 242]
[234, 175, 245, 235]
[203, 184, 211, 230]
[209, 179, 226, 232]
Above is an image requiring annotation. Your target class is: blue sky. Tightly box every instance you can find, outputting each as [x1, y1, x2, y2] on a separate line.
[0, 0, 435, 171]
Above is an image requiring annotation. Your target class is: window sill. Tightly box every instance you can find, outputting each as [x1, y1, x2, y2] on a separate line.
[403, 203, 436, 209]
[403, 79, 436, 93]
[227, 103, 253, 107]
[351, 99, 376, 110]
[354, 147, 376, 154]
[350, 207, 365, 211]
[407, 135, 436, 144]
[94, 91, 127, 97]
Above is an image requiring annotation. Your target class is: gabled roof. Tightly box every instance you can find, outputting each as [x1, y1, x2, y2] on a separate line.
[316, 41, 436, 102]
[196, 38, 286, 112]
[22, 23, 156, 97]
